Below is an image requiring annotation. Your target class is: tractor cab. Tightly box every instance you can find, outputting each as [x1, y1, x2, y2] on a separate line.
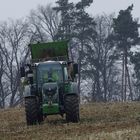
[36, 61, 67, 84]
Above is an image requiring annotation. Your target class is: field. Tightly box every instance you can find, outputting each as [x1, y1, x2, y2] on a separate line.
[0, 102, 140, 140]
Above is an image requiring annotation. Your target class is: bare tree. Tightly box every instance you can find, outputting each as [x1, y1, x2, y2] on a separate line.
[0, 19, 30, 107]
[0, 49, 5, 108]
[29, 4, 60, 42]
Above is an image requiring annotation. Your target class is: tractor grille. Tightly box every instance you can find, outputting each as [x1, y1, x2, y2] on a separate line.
[42, 82, 58, 103]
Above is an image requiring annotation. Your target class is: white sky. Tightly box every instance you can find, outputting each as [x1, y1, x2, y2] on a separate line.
[0, 0, 139, 21]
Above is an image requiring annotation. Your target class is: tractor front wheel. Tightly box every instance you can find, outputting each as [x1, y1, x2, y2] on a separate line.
[65, 95, 79, 123]
[25, 97, 40, 125]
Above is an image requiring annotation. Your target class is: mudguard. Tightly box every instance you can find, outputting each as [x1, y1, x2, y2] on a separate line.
[64, 82, 79, 97]
[24, 85, 36, 98]
[24, 85, 31, 97]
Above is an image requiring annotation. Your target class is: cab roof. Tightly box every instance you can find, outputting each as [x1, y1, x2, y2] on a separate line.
[34, 61, 67, 66]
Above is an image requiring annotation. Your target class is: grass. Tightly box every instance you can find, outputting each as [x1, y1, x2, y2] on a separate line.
[0, 102, 140, 140]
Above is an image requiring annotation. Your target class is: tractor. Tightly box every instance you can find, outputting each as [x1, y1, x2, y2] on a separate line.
[20, 41, 79, 125]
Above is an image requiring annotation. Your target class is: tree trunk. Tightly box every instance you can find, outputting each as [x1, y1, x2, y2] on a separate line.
[91, 81, 96, 102]
[124, 47, 128, 101]
[121, 54, 125, 101]
[126, 65, 133, 100]
[95, 64, 102, 102]
[124, 58, 127, 101]
[124, 45, 133, 101]
[78, 41, 84, 96]
[0, 82, 5, 108]
[103, 51, 107, 102]
[103, 73, 107, 102]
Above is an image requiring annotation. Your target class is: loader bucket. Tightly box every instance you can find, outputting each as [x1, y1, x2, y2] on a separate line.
[29, 41, 68, 61]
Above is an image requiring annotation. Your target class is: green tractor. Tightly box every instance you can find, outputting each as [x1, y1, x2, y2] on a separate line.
[20, 41, 79, 125]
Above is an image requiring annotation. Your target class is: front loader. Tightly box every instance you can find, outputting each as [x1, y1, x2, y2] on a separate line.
[20, 41, 80, 125]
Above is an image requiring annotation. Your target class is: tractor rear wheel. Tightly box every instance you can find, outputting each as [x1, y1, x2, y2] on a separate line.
[25, 97, 39, 125]
[65, 95, 79, 123]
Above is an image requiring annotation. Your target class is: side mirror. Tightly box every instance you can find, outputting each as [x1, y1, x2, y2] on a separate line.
[73, 63, 78, 75]
[27, 71, 33, 85]
[20, 66, 25, 77]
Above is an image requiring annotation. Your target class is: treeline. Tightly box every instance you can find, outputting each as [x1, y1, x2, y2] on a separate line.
[0, 0, 140, 108]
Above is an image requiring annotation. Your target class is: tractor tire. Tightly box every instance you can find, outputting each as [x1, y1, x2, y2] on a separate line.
[25, 97, 39, 125]
[65, 95, 79, 123]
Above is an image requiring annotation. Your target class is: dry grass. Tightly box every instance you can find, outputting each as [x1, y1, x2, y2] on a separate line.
[0, 102, 140, 140]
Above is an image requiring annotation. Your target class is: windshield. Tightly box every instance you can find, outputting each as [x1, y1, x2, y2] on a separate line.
[37, 63, 63, 84]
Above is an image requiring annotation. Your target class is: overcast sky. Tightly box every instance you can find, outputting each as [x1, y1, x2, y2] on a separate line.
[0, 0, 139, 22]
